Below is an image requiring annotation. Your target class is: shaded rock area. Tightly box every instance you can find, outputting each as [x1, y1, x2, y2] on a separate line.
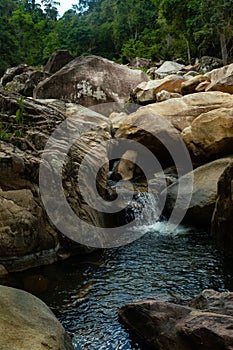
[164, 157, 233, 226]
[34, 55, 149, 107]
[0, 285, 74, 350]
[43, 49, 74, 74]
[212, 161, 233, 258]
[119, 289, 233, 350]
[1, 64, 49, 97]
[129, 57, 152, 69]
[198, 56, 223, 73]
[1, 64, 29, 86]
[0, 88, 111, 271]
[180, 75, 210, 95]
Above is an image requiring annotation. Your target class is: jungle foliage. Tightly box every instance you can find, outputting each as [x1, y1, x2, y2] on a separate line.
[0, 0, 232, 72]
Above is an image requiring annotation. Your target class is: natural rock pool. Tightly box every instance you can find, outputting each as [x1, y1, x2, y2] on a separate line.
[4, 222, 233, 350]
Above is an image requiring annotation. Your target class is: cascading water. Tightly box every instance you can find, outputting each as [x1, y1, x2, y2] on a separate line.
[125, 191, 160, 226]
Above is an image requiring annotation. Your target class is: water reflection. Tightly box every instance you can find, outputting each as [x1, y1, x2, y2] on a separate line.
[2, 224, 233, 350]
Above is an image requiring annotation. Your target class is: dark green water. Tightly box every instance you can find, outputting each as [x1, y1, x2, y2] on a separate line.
[3, 223, 233, 350]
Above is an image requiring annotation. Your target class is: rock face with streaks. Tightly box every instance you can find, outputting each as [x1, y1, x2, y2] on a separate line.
[34, 55, 149, 107]
[0, 88, 111, 271]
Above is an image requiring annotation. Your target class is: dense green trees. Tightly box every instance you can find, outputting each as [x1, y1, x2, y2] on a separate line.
[0, 0, 232, 73]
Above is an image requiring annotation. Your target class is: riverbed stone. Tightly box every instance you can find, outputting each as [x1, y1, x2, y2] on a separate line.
[115, 106, 182, 167]
[115, 91, 233, 152]
[119, 289, 233, 350]
[111, 150, 138, 181]
[190, 289, 233, 316]
[0, 285, 74, 350]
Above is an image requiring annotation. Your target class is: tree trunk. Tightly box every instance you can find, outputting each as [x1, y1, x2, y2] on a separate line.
[185, 38, 191, 65]
[220, 32, 228, 65]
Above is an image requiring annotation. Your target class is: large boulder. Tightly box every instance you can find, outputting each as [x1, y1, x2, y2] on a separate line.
[0, 89, 111, 271]
[111, 150, 138, 181]
[182, 107, 233, 164]
[205, 63, 233, 94]
[0, 285, 73, 350]
[43, 50, 74, 74]
[119, 289, 233, 350]
[144, 91, 233, 132]
[164, 157, 233, 226]
[211, 161, 233, 258]
[190, 289, 233, 316]
[0, 188, 56, 258]
[34, 55, 149, 107]
[114, 107, 182, 167]
[115, 92, 233, 137]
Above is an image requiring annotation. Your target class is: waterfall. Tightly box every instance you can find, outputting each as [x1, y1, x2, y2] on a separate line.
[126, 191, 160, 227]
